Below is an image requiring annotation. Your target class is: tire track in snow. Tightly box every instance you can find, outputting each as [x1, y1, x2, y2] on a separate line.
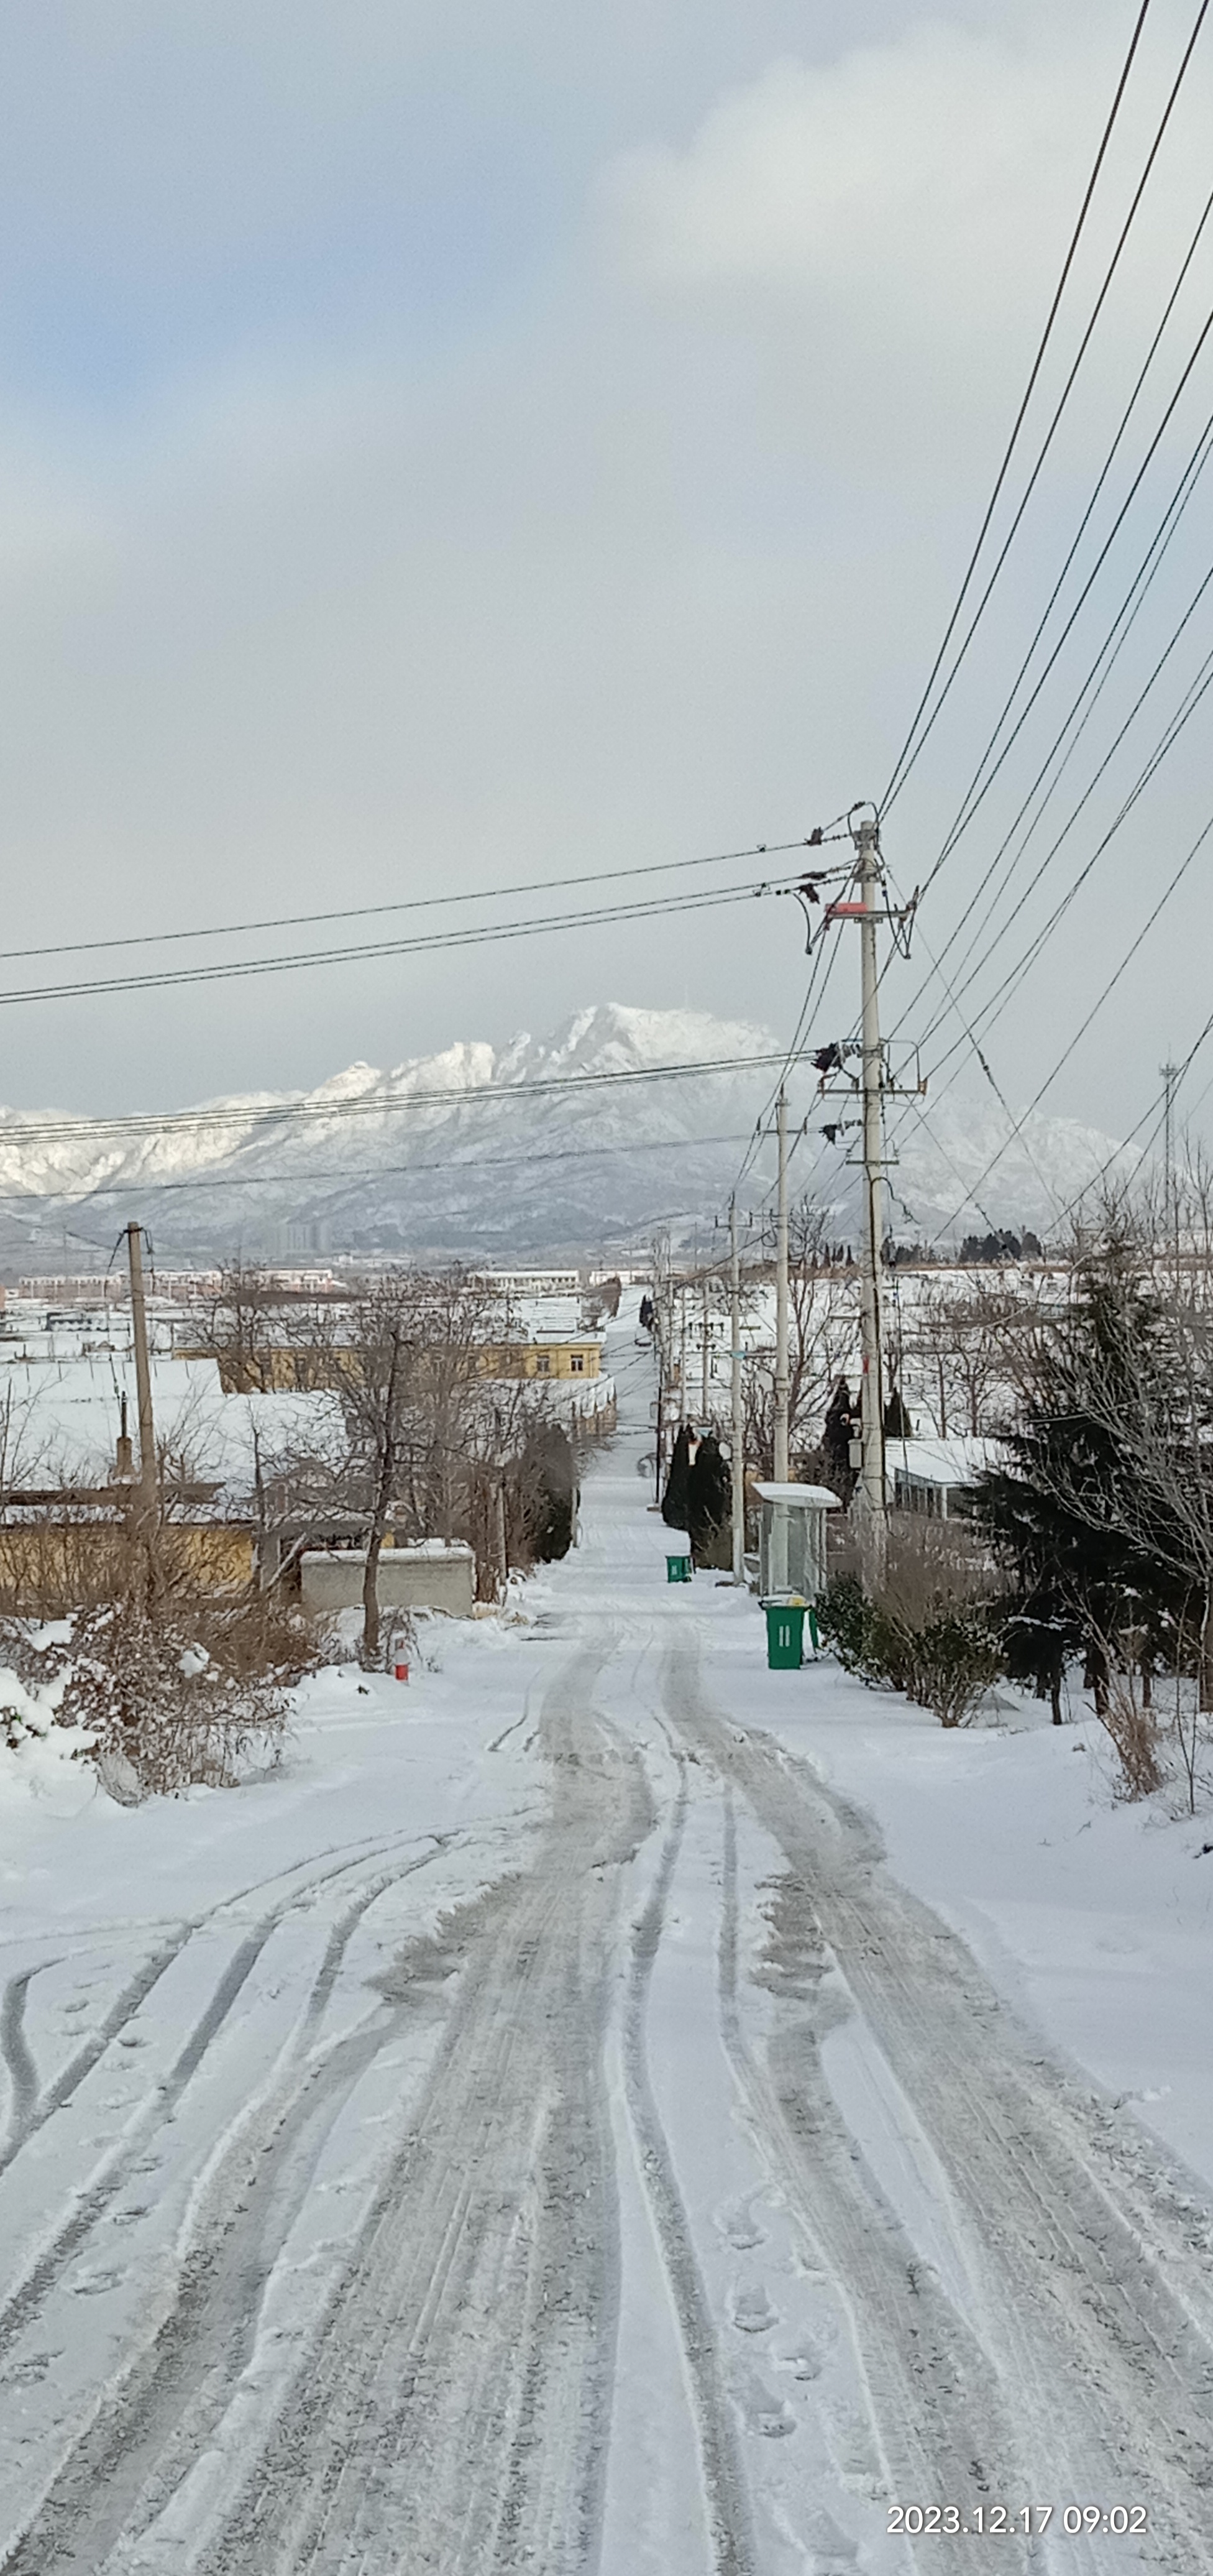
[0, 1831, 451, 2377]
[0, 1969, 42, 2147]
[0, 1834, 465, 2575]
[714, 1787, 1025, 2575]
[666, 1640, 1213, 2574]
[0, 1829, 421, 2186]
[621, 1739, 758, 2576]
[149, 1642, 649, 2576]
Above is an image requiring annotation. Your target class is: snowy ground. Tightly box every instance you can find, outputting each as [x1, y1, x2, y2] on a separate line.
[1, 1306, 1212, 2574]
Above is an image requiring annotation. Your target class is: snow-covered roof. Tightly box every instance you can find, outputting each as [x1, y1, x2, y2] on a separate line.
[301, 1541, 474, 1565]
[0, 1355, 343, 1499]
[887, 1437, 1003, 1488]
[754, 1481, 842, 1509]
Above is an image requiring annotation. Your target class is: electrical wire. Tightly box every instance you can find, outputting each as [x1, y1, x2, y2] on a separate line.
[887, 1, 1211, 822]
[887, 405, 1213, 1047]
[868, 535, 1213, 1197]
[880, 0, 1158, 812]
[903, 579, 1213, 1083]
[0, 1128, 761, 1208]
[925, 796, 1213, 1241]
[0, 870, 808, 1011]
[0, 834, 841, 968]
[917, 295, 1213, 913]
[920, 640, 1213, 1088]
[0, 1046, 793, 1155]
[730, 911, 847, 1198]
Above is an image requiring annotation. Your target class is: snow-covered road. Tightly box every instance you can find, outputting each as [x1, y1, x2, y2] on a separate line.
[2, 1321, 1213, 2574]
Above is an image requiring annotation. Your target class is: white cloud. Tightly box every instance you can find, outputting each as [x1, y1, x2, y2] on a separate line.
[0, 1, 1207, 1158]
[602, 12, 1209, 370]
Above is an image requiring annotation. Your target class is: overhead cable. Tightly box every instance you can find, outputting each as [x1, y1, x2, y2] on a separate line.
[0, 1047, 794, 1155]
[889, 402, 1213, 1044]
[0, 872, 807, 1011]
[0, 833, 842, 968]
[925, 797, 1213, 1241]
[880, 0, 1159, 812]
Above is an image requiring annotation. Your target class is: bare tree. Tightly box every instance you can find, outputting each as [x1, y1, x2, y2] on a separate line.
[744, 1202, 858, 1476]
[904, 1273, 1050, 1438]
[195, 1264, 284, 1394]
[337, 1267, 550, 1659]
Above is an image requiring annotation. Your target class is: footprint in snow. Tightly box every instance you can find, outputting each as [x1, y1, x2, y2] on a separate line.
[805, 2508, 859, 2570]
[71, 2270, 122, 2297]
[717, 2191, 767, 2251]
[736, 2368, 795, 2438]
[777, 2337, 822, 2381]
[732, 2281, 779, 2334]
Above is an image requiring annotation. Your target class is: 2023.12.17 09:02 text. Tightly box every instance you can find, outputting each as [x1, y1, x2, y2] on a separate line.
[887, 2506, 1149, 2538]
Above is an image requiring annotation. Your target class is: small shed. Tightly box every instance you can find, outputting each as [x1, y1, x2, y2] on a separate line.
[753, 1482, 841, 1601]
[300, 1540, 475, 1618]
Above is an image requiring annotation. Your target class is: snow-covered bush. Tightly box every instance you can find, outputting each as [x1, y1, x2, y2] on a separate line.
[818, 1523, 1003, 1729]
[0, 1591, 320, 1797]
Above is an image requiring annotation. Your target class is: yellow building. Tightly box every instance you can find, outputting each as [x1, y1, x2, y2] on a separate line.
[477, 1338, 603, 1382]
[190, 1337, 603, 1395]
[0, 1515, 254, 1606]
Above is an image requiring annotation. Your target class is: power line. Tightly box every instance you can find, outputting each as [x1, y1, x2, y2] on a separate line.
[0, 1046, 793, 1154]
[886, 1, 1210, 821]
[926, 797, 1213, 1241]
[888, 402, 1213, 1047]
[731, 910, 846, 1197]
[0, 1128, 760, 1208]
[920, 640, 1213, 1088]
[0, 870, 808, 1011]
[0, 834, 837, 968]
[871, 517, 1213, 1175]
[905, 559, 1213, 1070]
[880, 0, 1159, 812]
[919, 293, 1213, 908]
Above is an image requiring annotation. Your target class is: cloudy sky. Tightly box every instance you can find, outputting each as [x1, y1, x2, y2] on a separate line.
[1, 0, 1211, 1147]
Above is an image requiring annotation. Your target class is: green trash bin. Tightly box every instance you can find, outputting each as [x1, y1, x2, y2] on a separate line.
[666, 1553, 692, 1584]
[764, 1601, 805, 1668]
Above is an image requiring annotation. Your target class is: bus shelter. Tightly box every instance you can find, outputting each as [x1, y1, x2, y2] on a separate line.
[754, 1481, 841, 1602]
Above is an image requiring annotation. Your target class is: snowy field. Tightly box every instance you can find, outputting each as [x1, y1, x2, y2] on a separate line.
[1, 1305, 1212, 2573]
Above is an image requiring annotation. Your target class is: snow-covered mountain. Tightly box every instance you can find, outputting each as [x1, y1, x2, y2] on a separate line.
[0, 1003, 1138, 1262]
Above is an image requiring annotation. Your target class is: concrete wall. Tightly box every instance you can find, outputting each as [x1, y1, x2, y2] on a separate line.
[300, 1545, 475, 1617]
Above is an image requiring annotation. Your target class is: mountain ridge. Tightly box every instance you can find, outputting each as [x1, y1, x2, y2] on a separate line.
[0, 1003, 1137, 1261]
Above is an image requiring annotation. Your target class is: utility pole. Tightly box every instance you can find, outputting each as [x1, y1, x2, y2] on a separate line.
[126, 1221, 158, 1579]
[773, 1088, 790, 1482]
[810, 812, 918, 1569]
[700, 1273, 710, 1422]
[1161, 1060, 1180, 1272]
[730, 1198, 744, 1581]
[856, 818, 887, 1553]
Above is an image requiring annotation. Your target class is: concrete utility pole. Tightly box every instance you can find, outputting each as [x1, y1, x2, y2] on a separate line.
[773, 1087, 790, 1483]
[730, 1198, 744, 1581]
[856, 818, 887, 1551]
[126, 1223, 157, 1513]
[1161, 1060, 1180, 1269]
[700, 1274, 710, 1422]
[125, 1222, 158, 1564]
